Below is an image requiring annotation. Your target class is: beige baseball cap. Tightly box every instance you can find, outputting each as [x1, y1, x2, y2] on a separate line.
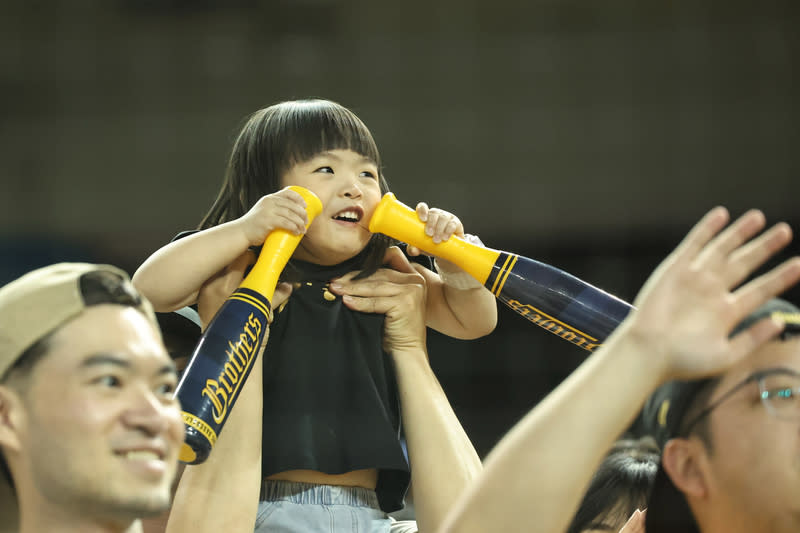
[0, 262, 157, 380]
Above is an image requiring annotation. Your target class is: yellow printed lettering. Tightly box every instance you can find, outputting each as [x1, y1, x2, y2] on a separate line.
[223, 362, 240, 385]
[219, 373, 233, 394]
[195, 309, 268, 428]
[503, 299, 600, 352]
[201, 380, 228, 424]
[226, 340, 246, 369]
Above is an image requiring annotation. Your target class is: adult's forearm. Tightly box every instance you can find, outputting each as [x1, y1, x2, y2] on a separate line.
[393, 348, 483, 533]
[166, 355, 263, 533]
[438, 326, 665, 533]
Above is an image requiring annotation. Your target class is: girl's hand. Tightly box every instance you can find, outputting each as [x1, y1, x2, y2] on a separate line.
[406, 203, 464, 258]
[404, 200, 485, 282]
[236, 186, 309, 247]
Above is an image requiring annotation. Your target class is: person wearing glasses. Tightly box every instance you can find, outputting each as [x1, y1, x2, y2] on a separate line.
[437, 207, 800, 533]
[641, 296, 800, 533]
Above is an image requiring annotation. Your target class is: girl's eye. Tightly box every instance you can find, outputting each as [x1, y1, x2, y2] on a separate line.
[315, 166, 334, 174]
[360, 170, 377, 179]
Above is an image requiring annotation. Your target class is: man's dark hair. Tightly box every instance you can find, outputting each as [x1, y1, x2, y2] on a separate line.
[677, 378, 721, 452]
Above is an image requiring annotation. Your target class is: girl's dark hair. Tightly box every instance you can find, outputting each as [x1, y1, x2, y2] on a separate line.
[566, 437, 660, 533]
[200, 99, 392, 278]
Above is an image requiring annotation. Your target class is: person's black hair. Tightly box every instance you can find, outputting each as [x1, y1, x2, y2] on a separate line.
[675, 378, 721, 453]
[199, 99, 392, 279]
[566, 437, 660, 533]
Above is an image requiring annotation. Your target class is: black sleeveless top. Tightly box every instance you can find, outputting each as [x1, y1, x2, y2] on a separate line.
[260, 251, 412, 512]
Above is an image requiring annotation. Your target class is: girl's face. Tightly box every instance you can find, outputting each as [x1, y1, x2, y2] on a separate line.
[281, 149, 382, 265]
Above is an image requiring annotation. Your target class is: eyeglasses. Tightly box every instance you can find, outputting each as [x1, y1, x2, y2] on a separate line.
[681, 368, 800, 436]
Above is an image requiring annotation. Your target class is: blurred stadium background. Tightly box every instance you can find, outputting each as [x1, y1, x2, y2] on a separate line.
[1, 0, 798, 455]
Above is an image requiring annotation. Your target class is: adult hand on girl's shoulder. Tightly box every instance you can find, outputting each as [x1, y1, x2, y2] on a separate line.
[329, 247, 428, 353]
[236, 186, 309, 246]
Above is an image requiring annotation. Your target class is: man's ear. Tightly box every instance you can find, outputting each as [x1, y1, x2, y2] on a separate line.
[0, 386, 24, 453]
[662, 438, 709, 499]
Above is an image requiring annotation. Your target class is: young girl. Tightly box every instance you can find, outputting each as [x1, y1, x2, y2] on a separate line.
[132, 99, 497, 532]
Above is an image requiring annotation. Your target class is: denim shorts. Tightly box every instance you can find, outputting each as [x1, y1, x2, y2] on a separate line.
[255, 480, 416, 533]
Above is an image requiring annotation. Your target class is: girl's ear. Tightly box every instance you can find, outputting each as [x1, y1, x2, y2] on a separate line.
[0, 386, 24, 453]
[662, 438, 709, 500]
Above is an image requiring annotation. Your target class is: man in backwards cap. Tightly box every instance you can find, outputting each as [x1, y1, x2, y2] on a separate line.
[643, 297, 800, 533]
[0, 264, 184, 533]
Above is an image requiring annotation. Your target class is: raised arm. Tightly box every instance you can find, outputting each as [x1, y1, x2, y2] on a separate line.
[335, 247, 483, 532]
[132, 187, 309, 312]
[438, 208, 800, 533]
[164, 256, 293, 533]
[165, 346, 264, 533]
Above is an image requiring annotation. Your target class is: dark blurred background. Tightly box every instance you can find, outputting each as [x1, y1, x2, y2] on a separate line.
[1, 0, 798, 456]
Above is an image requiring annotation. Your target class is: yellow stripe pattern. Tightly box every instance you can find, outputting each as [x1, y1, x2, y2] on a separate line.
[490, 253, 514, 294]
[229, 291, 273, 323]
[492, 254, 519, 297]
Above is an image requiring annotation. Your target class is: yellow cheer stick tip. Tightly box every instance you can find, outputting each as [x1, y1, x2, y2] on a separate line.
[369, 192, 634, 354]
[176, 185, 323, 465]
[239, 185, 323, 298]
[368, 192, 500, 285]
[288, 185, 324, 220]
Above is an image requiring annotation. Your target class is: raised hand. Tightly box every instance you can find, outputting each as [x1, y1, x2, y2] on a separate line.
[404, 202, 465, 258]
[623, 207, 800, 381]
[236, 186, 309, 246]
[406, 202, 488, 278]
